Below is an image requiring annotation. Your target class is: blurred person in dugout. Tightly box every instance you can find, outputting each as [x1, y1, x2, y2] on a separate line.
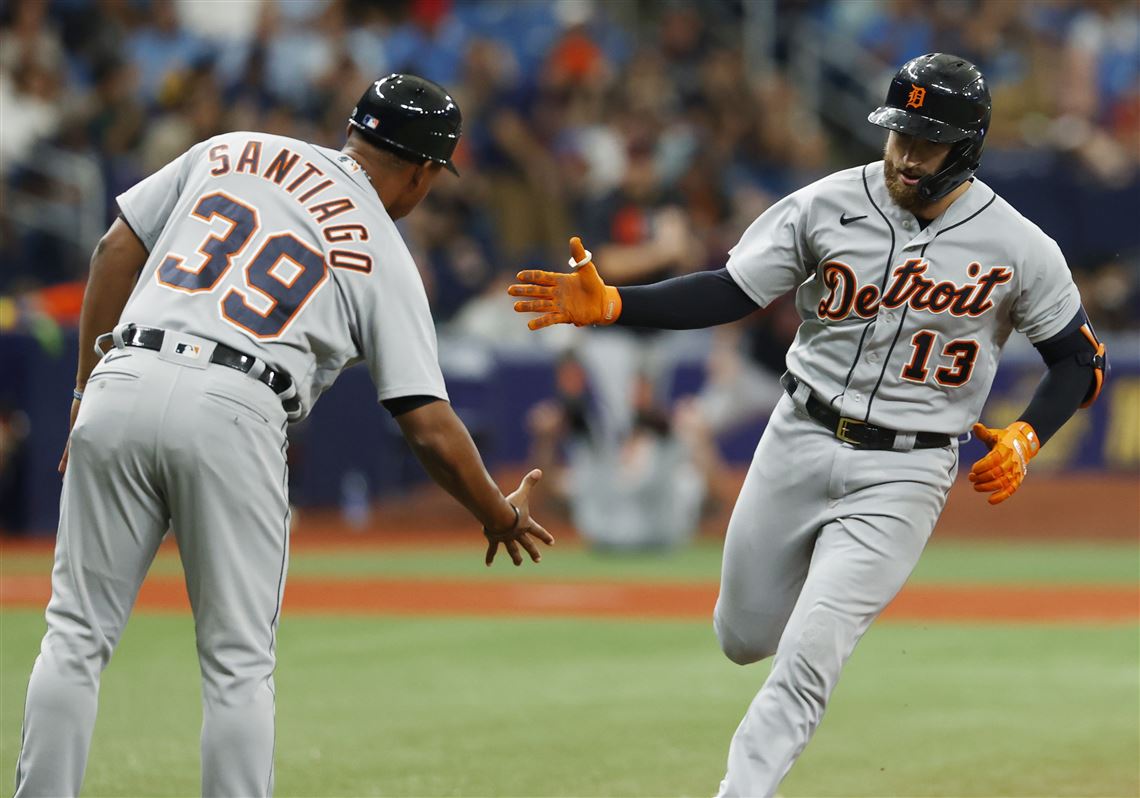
[527, 353, 707, 550]
[576, 141, 705, 438]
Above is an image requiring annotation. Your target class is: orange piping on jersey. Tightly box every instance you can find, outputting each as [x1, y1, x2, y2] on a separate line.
[817, 258, 1013, 323]
[933, 338, 980, 387]
[329, 249, 373, 273]
[156, 191, 259, 295]
[235, 140, 263, 174]
[285, 162, 324, 193]
[817, 260, 859, 320]
[308, 198, 356, 224]
[297, 179, 334, 204]
[1079, 323, 1106, 408]
[262, 148, 301, 184]
[208, 144, 231, 176]
[221, 234, 330, 340]
[324, 223, 369, 243]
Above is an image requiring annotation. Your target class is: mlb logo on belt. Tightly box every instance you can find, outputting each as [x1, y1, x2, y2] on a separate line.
[175, 342, 201, 358]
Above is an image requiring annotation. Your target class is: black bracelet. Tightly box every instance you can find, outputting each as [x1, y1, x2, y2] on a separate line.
[485, 503, 521, 539]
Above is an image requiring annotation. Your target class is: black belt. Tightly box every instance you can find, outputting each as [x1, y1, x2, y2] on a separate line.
[119, 325, 300, 414]
[780, 373, 950, 450]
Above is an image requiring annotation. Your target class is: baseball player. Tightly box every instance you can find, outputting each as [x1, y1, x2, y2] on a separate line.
[15, 74, 553, 797]
[509, 54, 1107, 795]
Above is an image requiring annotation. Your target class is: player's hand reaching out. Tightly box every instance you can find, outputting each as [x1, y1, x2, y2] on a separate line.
[509, 237, 622, 329]
[968, 421, 1040, 505]
[484, 469, 554, 566]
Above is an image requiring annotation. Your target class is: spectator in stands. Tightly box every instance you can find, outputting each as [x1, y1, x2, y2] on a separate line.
[125, 0, 205, 107]
[0, 0, 1136, 333]
[855, 0, 934, 66]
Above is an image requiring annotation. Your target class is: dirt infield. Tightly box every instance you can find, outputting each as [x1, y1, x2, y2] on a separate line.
[1, 573, 1134, 623]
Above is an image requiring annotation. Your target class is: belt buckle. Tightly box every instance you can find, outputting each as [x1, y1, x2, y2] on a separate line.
[836, 417, 865, 445]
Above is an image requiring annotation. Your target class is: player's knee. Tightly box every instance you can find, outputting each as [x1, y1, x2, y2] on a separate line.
[198, 647, 275, 704]
[714, 609, 777, 665]
[39, 630, 108, 686]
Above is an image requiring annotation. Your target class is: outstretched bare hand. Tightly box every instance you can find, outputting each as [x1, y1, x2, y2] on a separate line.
[484, 469, 554, 566]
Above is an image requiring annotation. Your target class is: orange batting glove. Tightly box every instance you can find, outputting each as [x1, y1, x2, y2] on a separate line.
[968, 421, 1040, 505]
[508, 237, 622, 330]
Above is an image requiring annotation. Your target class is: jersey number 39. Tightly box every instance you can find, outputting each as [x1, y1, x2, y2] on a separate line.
[156, 191, 327, 339]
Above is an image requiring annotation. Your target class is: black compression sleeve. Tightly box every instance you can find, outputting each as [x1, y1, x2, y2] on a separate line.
[1018, 359, 1094, 444]
[1018, 310, 1099, 444]
[615, 268, 760, 330]
[382, 395, 441, 417]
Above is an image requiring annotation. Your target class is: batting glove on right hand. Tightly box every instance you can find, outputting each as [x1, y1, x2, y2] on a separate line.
[508, 237, 622, 329]
[968, 421, 1040, 505]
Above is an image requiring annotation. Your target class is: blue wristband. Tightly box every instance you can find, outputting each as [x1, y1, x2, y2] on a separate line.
[72, 388, 84, 401]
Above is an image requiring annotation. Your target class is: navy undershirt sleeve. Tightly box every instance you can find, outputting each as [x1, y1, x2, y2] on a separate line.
[1018, 309, 1100, 444]
[615, 268, 760, 330]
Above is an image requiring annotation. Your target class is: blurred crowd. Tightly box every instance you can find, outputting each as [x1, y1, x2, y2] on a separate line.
[2, 0, 1138, 324]
[1, 0, 1137, 541]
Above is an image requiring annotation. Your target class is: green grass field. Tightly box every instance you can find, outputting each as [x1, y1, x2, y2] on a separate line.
[1, 539, 1137, 797]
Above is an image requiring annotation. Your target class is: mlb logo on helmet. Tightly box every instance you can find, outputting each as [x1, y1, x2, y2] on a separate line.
[363, 115, 380, 130]
[175, 342, 201, 358]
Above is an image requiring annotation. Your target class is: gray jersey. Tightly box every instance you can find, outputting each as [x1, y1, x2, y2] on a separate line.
[726, 161, 1080, 435]
[116, 131, 447, 420]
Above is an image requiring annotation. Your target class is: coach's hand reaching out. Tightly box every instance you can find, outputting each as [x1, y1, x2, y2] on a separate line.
[509, 237, 623, 329]
[484, 469, 553, 566]
[395, 401, 554, 568]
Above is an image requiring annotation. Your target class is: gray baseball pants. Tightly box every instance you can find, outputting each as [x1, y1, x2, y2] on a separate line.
[714, 388, 958, 797]
[15, 334, 290, 797]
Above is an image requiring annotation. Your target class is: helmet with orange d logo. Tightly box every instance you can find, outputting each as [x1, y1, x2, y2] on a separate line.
[868, 53, 991, 201]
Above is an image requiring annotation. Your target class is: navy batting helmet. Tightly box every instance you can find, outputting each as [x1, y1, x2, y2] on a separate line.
[868, 53, 991, 201]
[349, 74, 462, 175]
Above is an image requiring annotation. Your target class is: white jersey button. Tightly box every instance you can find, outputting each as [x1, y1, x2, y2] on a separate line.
[852, 392, 863, 402]
[867, 352, 880, 363]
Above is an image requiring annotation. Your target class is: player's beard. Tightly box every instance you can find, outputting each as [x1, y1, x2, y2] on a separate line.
[882, 157, 934, 216]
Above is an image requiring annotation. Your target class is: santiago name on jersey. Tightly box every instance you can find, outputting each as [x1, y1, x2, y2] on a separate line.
[116, 131, 448, 421]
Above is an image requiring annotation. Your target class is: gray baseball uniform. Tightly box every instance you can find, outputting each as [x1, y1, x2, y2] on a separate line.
[15, 132, 446, 796]
[713, 162, 1079, 796]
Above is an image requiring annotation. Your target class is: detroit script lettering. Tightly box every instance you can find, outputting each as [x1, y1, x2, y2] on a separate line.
[817, 259, 1012, 321]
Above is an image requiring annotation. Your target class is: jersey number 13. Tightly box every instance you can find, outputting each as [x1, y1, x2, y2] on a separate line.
[900, 330, 979, 387]
[156, 191, 327, 339]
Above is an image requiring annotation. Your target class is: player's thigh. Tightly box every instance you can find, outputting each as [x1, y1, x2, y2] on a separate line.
[714, 396, 834, 661]
[52, 358, 169, 651]
[775, 445, 958, 664]
[162, 367, 290, 645]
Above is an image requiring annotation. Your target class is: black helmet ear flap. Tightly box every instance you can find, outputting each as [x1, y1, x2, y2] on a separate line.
[917, 132, 985, 201]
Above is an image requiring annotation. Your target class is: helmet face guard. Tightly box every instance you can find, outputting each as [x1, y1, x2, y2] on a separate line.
[349, 74, 462, 176]
[868, 54, 991, 201]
